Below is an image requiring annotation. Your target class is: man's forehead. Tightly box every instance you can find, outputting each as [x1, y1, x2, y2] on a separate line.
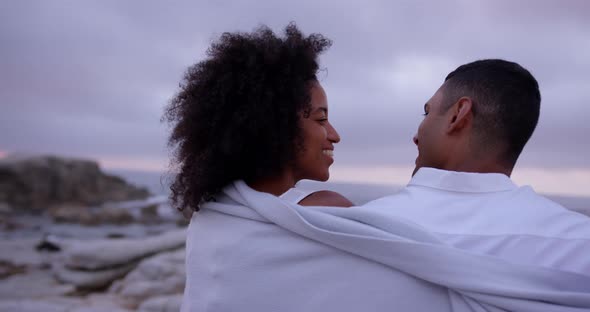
[431, 84, 446, 102]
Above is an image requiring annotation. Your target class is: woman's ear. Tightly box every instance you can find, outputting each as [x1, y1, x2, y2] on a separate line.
[447, 97, 473, 134]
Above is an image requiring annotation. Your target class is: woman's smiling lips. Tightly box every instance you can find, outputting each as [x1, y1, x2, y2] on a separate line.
[322, 148, 334, 164]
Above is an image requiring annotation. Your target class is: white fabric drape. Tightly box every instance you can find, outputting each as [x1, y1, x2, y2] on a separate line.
[200, 180, 590, 312]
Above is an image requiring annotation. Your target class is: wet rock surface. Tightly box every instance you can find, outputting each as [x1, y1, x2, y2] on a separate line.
[0, 229, 187, 311]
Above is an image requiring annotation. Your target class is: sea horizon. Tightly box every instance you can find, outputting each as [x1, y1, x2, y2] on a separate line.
[108, 168, 590, 217]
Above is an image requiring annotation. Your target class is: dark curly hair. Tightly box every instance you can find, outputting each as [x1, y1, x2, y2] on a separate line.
[163, 23, 332, 212]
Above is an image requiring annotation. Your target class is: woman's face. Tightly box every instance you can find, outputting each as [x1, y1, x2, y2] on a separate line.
[292, 82, 341, 182]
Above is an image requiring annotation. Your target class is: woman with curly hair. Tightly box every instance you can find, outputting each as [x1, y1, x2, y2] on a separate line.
[165, 24, 353, 310]
[164, 23, 351, 213]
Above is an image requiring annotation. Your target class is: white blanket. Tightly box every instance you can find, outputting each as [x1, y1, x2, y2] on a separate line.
[201, 180, 590, 312]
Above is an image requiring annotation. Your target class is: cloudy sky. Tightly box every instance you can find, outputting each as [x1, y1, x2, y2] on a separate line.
[1, 0, 589, 196]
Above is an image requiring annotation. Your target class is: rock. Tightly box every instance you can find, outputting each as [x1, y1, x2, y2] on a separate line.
[78, 293, 133, 312]
[61, 229, 186, 270]
[0, 298, 80, 312]
[139, 204, 160, 224]
[110, 249, 185, 308]
[0, 238, 50, 267]
[70, 305, 131, 312]
[39, 229, 185, 292]
[140, 204, 159, 217]
[49, 204, 136, 225]
[0, 215, 23, 231]
[176, 217, 190, 227]
[0, 296, 132, 312]
[52, 262, 137, 290]
[49, 204, 97, 224]
[0, 155, 150, 212]
[0, 202, 13, 214]
[0, 260, 26, 279]
[36, 234, 63, 252]
[0, 269, 75, 300]
[106, 233, 127, 239]
[46, 195, 173, 225]
[103, 195, 172, 224]
[99, 207, 135, 225]
[137, 294, 183, 312]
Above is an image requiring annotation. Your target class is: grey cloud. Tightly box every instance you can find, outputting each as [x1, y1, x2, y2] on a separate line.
[1, 0, 589, 169]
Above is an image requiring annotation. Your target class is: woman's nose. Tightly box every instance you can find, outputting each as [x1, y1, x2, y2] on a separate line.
[327, 122, 341, 143]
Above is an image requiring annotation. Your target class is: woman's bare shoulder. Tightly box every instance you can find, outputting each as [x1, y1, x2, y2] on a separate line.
[299, 190, 354, 207]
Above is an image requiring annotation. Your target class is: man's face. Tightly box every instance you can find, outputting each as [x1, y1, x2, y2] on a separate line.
[412, 84, 451, 175]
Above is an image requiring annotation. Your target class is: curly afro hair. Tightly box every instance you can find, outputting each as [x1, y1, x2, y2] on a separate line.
[163, 23, 332, 212]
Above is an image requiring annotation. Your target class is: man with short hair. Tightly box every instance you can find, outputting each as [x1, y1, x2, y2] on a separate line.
[364, 59, 590, 275]
[413, 59, 540, 177]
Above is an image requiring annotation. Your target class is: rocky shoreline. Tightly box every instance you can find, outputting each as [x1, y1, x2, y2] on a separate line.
[0, 213, 187, 312]
[0, 235, 186, 311]
[0, 155, 186, 311]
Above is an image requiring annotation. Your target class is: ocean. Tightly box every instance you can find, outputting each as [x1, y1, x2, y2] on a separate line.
[109, 169, 590, 217]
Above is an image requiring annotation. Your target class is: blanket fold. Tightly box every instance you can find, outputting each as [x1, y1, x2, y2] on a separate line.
[200, 180, 590, 311]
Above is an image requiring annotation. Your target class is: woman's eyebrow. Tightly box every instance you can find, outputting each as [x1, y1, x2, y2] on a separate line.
[313, 107, 328, 114]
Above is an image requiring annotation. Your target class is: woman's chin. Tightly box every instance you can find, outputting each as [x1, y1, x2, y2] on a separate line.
[305, 174, 329, 182]
[317, 172, 330, 182]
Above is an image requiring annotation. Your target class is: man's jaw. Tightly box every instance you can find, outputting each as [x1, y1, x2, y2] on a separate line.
[412, 156, 421, 177]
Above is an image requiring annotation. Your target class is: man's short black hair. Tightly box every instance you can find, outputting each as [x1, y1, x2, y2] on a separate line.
[442, 59, 541, 167]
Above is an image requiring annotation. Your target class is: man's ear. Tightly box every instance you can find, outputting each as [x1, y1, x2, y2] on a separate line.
[446, 97, 473, 134]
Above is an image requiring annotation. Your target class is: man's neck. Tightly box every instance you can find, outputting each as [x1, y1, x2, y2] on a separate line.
[446, 157, 513, 177]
